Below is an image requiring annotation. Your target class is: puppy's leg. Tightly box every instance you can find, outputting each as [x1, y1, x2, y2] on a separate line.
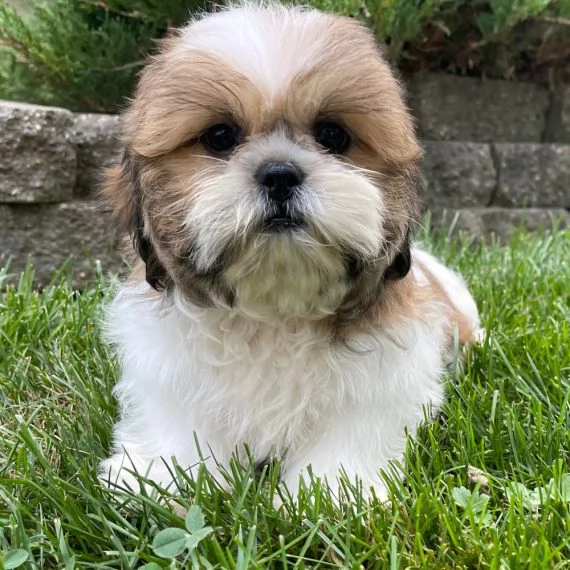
[281, 400, 438, 503]
[413, 248, 483, 345]
[99, 414, 222, 494]
[99, 451, 180, 494]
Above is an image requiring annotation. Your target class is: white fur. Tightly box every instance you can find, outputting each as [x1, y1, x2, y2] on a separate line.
[100, 248, 478, 499]
[178, 3, 327, 103]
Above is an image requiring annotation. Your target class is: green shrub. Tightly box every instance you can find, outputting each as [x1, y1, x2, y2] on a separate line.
[0, 0, 202, 112]
[1, 0, 569, 113]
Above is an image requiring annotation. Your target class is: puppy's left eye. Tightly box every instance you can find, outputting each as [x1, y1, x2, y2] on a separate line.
[314, 122, 351, 154]
[203, 123, 240, 154]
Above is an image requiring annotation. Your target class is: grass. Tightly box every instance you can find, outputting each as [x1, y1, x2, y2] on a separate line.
[0, 227, 569, 569]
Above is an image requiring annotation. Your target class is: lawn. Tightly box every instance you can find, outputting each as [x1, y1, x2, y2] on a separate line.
[0, 227, 569, 569]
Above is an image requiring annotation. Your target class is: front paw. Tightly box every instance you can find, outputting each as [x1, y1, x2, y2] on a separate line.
[282, 467, 391, 506]
[99, 453, 177, 494]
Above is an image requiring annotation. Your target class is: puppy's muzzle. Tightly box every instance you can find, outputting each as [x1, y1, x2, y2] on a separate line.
[256, 161, 305, 231]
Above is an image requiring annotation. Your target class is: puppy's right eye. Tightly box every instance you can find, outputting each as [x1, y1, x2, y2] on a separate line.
[313, 121, 351, 154]
[203, 123, 240, 154]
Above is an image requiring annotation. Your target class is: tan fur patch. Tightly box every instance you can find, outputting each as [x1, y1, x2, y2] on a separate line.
[414, 256, 478, 346]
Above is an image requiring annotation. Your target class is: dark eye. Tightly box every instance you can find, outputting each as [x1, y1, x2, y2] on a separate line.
[313, 122, 351, 154]
[203, 123, 240, 154]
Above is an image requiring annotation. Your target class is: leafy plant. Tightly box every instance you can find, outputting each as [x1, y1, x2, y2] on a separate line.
[506, 474, 570, 510]
[150, 505, 214, 567]
[451, 485, 494, 528]
[0, 549, 29, 570]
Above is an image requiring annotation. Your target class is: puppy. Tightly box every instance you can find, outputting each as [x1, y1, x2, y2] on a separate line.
[99, 2, 481, 501]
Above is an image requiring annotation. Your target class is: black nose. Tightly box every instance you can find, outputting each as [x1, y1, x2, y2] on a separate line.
[256, 161, 304, 204]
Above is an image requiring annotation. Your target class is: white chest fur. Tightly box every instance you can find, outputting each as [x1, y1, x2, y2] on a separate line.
[102, 273, 449, 495]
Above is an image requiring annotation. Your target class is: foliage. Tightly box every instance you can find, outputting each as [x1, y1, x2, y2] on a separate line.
[325, 0, 570, 81]
[0, 0, 203, 112]
[151, 505, 214, 566]
[0, 548, 29, 570]
[1, 228, 569, 567]
[0, 0, 569, 112]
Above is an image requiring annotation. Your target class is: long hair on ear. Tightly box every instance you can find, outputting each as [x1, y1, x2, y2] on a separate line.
[100, 151, 169, 290]
[381, 160, 423, 282]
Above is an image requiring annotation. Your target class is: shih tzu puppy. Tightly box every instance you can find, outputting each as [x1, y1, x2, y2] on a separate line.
[99, 1, 481, 500]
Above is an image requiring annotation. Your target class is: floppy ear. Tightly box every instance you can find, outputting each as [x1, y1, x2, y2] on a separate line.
[100, 152, 168, 290]
[382, 161, 423, 281]
[384, 229, 412, 281]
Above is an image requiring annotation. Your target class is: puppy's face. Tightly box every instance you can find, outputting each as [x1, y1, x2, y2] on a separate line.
[105, 5, 422, 321]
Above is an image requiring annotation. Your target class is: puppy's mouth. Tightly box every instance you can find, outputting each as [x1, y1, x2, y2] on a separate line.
[263, 211, 305, 232]
[264, 215, 303, 231]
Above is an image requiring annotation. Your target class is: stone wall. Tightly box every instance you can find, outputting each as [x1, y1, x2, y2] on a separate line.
[1, 74, 569, 286]
[0, 102, 122, 287]
[407, 74, 570, 239]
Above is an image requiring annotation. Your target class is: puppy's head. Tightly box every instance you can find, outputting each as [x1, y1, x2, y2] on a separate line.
[104, 3, 422, 321]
